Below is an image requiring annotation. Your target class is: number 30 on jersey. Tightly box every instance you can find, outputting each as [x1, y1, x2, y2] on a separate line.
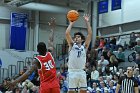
[44, 60, 54, 70]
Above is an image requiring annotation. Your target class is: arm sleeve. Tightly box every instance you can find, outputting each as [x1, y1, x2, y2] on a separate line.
[134, 78, 138, 87]
[118, 76, 123, 85]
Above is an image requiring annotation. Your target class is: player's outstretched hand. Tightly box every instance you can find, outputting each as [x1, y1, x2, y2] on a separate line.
[69, 20, 76, 26]
[48, 17, 56, 30]
[83, 14, 90, 22]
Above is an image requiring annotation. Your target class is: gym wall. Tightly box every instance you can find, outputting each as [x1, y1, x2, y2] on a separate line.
[98, 0, 140, 37]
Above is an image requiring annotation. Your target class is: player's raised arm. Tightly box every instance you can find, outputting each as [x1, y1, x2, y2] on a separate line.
[83, 14, 92, 49]
[48, 17, 55, 53]
[65, 21, 75, 48]
[6, 59, 39, 90]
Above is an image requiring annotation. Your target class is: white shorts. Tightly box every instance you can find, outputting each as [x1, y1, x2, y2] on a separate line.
[68, 69, 87, 91]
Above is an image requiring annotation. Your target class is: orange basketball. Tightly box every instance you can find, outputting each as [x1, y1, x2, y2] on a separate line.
[67, 10, 79, 22]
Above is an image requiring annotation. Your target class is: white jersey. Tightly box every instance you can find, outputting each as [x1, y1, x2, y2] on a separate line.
[68, 43, 86, 69]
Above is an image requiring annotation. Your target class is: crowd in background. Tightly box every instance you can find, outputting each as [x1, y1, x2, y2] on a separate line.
[0, 32, 140, 93]
[57, 32, 140, 93]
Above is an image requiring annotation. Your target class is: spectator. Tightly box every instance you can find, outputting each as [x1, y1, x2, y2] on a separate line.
[97, 38, 105, 57]
[61, 68, 68, 78]
[85, 63, 92, 82]
[118, 67, 125, 77]
[28, 71, 35, 81]
[95, 36, 100, 48]
[13, 87, 21, 93]
[30, 86, 39, 93]
[134, 68, 139, 77]
[98, 38, 105, 50]
[89, 65, 99, 87]
[105, 67, 113, 79]
[105, 76, 112, 88]
[112, 74, 119, 86]
[87, 82, 101, 93]
[87, 52, 92, 65]
[102, 47, 109, 61]
[134, 39, 140, 71]
[110, 36, 116, 51]
[1, 80, 7, 93]
[116, 36, 124, 50]
[107, 51, 118, 72]
[136, 33, 140, 42]
[90, 47, 98, 66]
[21, 84, 28, 93]
[61, 77, 68, 93]
[108, 80, 116, 93]
[57, 72, 64, 87]
[98, 55, 109, 75]
[99, 81, 108, 93]
[134, 39, 140, 54]
[98, 76, 104, 84]
[60, 63, 68, 77]
[117, 47, 125, 62]
[28, 71, 39, 86]
[1, 78, 11, 92]
[104, 38, 110, 50]
[130, 32, 137, 48]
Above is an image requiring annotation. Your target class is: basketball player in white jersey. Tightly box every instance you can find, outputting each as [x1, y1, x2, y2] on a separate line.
[65, 14, 92, 93]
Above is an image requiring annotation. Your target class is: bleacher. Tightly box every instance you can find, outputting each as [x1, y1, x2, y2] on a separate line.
[113, 50, 136, 68]
[0, 37, 139, 93]
[0, 49, 37, 83]
[113, 50, 136, 69]
[0, 44, 67, 84]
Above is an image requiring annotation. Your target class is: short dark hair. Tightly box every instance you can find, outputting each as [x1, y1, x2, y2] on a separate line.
[37, 42, 47, 55]
[101, 55, 104, 57]
[127, 66, 134, 71]
[74, 32, 85, 41]
[119, 67, 123, 70]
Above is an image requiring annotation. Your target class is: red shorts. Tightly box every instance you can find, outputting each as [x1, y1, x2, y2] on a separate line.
[39, 80, 60, 93]
[39, 87, 60, 93]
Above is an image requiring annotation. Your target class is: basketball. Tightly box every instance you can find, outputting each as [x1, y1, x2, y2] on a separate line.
[67, 10, 79, 22]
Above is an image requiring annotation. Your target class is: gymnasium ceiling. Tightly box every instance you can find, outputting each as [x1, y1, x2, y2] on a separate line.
[2, 0, 93, 13]
[3, 0, 91, 6]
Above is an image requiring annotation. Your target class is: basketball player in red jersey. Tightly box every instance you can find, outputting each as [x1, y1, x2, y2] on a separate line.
[6, 18, 60, 93]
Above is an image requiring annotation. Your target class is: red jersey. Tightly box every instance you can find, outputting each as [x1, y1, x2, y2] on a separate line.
[35, 52, 59, 88]
[99, 40, 105, 48]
